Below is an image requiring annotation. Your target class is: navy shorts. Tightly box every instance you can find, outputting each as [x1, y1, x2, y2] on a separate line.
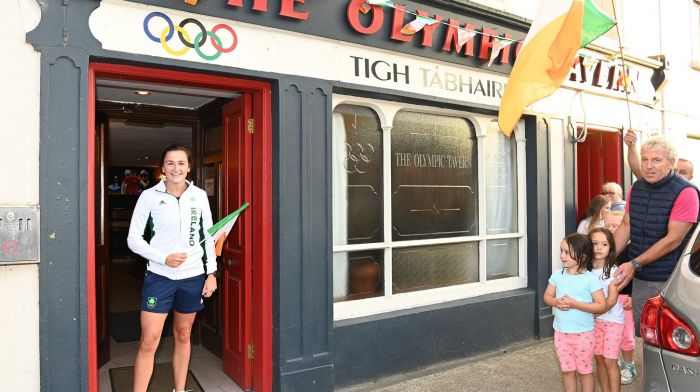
[141, 271, 205, 314]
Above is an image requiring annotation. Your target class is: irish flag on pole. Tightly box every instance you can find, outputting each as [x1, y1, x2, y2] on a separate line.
[498, 0, 615, 137]
[208, 202, 249, 256]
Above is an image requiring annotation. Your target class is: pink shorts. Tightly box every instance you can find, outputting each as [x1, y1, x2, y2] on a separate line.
[618, 295, 636, 351]
[594, 321, 625, 359]
[554, 330, 595, 374]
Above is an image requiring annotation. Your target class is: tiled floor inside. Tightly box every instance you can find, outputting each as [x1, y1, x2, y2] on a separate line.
[98, 337, 243, 392]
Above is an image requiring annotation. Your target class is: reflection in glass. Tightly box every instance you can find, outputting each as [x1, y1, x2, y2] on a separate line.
[332, 105, 383, 246]
[486, 239, 518, 280]
[204, 123, 222, 155]
[333, 250, 384, 302]
[485, 122, 517, 234]
[392, 242, 478, 293]
[391, 112, 478, 241]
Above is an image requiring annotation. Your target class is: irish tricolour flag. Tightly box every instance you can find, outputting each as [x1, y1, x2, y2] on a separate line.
[208, 202, 249, 256]
[498, 0, 615, 136]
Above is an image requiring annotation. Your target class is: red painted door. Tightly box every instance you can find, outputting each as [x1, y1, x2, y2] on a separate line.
[576, 128, 623, 220]
[221, 94, 253, 390]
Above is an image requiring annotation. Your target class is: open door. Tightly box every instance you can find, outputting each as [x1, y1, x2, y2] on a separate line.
[95, 118, 110, 366]
[221, 94, 254, 390]
[576, 128, 623, 220]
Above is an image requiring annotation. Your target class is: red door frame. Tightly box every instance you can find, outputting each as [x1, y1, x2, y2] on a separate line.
[86, 62, 273, 392]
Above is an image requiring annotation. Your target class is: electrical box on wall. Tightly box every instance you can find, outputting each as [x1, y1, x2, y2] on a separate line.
[0, 207, 39, 262]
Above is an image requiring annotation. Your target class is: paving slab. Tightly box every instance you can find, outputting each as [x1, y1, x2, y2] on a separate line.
[340, 338, 644, 392]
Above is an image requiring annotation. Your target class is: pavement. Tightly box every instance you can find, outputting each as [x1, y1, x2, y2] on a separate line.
[339, 338, 644, 392]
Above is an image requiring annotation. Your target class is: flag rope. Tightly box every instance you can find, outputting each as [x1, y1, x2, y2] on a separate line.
[364, 0, 523, 43]
[610, 0, 633, 132]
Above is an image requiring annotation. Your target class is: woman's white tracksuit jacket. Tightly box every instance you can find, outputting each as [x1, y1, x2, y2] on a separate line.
[127, 180, 217, 280]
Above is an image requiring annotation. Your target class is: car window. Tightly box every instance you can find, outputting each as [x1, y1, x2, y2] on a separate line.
[691, 226, 700, 276]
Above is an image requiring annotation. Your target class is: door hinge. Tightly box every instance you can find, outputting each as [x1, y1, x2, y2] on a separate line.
[247, 118, 254, 134]
[247, 343, 255, 360]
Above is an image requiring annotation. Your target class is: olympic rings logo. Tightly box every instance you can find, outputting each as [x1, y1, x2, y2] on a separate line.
[143, 12, 238, 61]
[344, 143, 376, 174]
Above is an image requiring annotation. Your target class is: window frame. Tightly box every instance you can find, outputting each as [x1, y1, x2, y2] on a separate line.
[332, 94, 528, 320]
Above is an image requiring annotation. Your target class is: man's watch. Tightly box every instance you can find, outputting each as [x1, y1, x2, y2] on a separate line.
[630, 259, 643, 272]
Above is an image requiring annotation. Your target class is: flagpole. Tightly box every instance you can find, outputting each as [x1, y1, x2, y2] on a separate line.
[610, 0, 633, 133]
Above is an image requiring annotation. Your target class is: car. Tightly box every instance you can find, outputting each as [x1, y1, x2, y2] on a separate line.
[640, 224, 700, 392]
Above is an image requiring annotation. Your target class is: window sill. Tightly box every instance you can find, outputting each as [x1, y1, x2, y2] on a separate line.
[334, 275, 527, 320]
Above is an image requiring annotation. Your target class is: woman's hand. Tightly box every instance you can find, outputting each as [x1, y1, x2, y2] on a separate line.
[165, 252, 188, 268]
[202, 274, 218, 297]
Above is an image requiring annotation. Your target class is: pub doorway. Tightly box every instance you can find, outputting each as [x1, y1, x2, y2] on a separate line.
[575, 126, 624, 221]
[88, 63, 272, 392]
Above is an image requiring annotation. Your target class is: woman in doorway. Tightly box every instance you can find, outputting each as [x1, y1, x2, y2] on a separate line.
[127, 144, 218, 392]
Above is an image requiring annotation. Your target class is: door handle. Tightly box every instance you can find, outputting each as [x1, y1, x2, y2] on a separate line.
[227, 259, 235, 267]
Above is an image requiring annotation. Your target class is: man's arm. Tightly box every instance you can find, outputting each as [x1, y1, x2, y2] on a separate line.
[613, 213, 631, 257]
[624, 129, 642, 180]
[635, 220, 695, 265]
[615, 220, 694, 287]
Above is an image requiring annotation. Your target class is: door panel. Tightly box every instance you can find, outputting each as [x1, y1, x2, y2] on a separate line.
[222, 94, 253, 390]
[576, 128, 623, 220]
[95, 119, 110, 367]
[200, 160, 223, 357]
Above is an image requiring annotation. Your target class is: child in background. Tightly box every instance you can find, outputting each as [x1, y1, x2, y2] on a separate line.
[577, 195, 612, 234]
[604, 211, 638, 384]
[589, 228, 624, 392]
[544, 233, 608, 392]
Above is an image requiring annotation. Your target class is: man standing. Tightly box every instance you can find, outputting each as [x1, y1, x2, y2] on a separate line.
[614, 135, 700, 332]
[676, 158, 694, 181]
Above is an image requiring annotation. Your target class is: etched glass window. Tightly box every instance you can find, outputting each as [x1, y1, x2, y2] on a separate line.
[332, 105, 383, 246]
[486, 238, 519, 280]
[332, 97, 526, 315]
[391, 112, 478, 241]
[485, 121, 517, 234]
[393, 243, 478, 293]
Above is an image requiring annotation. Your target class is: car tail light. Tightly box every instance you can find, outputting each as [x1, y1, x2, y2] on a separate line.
[641, 295, 662, 346]
[641, 294, 700, 356]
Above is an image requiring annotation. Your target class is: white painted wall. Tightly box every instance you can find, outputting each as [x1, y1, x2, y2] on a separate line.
[0, 0, 41, 390]
[656, 0, 700, 160]
[468, 0, 539, 20]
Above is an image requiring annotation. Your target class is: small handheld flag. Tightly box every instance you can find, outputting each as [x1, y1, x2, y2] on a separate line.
[205, 202, 249, 256]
